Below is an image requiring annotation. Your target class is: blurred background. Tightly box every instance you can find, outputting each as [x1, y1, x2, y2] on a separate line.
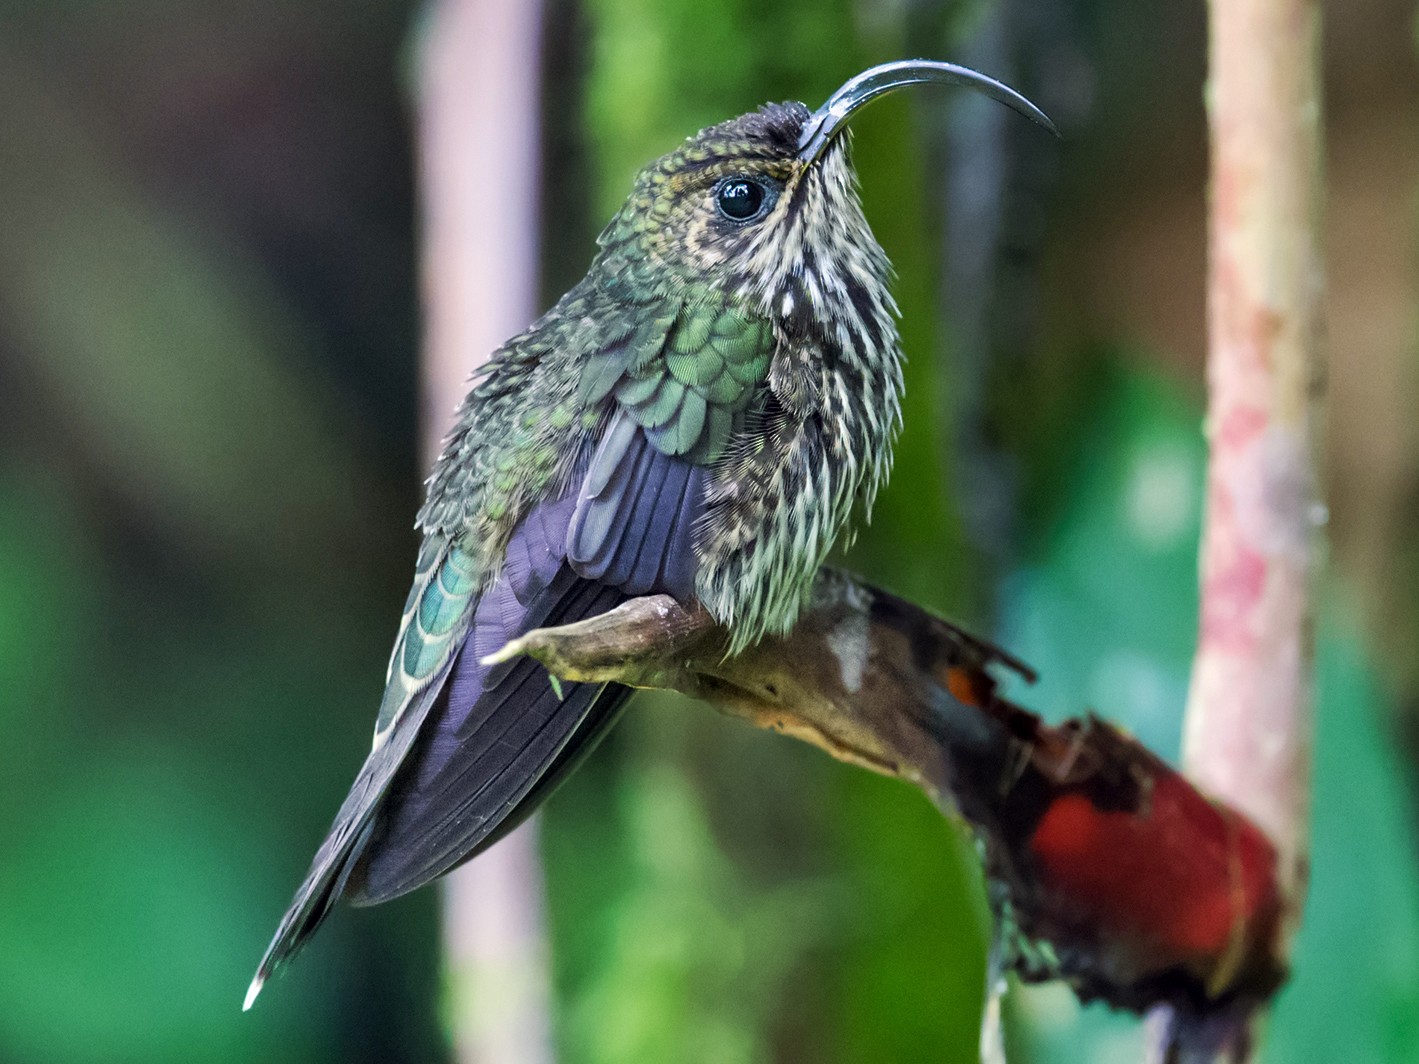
[1, 0, 1416, 1061]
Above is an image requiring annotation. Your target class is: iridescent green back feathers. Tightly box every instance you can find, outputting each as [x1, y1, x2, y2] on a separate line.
[417, 100, 904, 651]
[581, 300, 773, 464]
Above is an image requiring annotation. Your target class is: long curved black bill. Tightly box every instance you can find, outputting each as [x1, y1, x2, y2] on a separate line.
[798, 59, 1059, 163]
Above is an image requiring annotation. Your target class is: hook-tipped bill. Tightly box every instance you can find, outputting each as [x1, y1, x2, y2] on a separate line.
[797, 59, 1059, 163]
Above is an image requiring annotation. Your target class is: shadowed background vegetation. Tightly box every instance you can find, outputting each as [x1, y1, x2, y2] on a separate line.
[1, 0, 1416, 1061]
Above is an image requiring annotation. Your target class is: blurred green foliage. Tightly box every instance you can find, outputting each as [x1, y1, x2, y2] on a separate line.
[0, 5, 439, 1061]
[0, 1, 1415, 1063]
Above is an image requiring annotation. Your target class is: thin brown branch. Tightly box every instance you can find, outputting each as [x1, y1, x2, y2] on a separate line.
[489, 570, 1288, 1025]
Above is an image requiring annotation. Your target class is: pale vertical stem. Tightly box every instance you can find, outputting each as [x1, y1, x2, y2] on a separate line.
[1158, 0, 1324, 1058]
[416, 2, 556, 1063]
[1191, 0, 1322, 929]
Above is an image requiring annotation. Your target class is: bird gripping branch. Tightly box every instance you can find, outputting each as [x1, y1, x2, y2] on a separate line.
[245, 60, 1055, 1009]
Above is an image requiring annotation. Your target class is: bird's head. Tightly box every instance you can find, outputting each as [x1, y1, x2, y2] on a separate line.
[596, 60, 1056, 342]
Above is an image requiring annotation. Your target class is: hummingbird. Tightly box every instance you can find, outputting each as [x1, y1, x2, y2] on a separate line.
[246, 60, 1054, 1008]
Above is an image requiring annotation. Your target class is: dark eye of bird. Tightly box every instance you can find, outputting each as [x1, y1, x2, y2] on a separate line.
[715, 178, 767, 223]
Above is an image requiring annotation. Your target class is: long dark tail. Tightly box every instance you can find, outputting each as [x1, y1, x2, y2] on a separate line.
[243, 662, 452, 1010]
[246, 565, 628, 1009]
[246, 424, 707, 1008]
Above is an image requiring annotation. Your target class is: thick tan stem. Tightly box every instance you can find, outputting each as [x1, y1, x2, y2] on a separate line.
[1158, 0, 1324, 1059]
[416, 2, 555, 1062]
[1191, 0, 1322, 904]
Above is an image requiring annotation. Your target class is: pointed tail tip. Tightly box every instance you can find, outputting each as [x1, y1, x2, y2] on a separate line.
[242, 971, 266, 1012]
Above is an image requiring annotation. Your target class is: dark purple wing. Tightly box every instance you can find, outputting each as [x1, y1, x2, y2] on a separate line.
[344, 417, 706, 905]
[248, 415, 708, 999]
[348, 565, 626, 903]
[567, 411, 704, 600]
